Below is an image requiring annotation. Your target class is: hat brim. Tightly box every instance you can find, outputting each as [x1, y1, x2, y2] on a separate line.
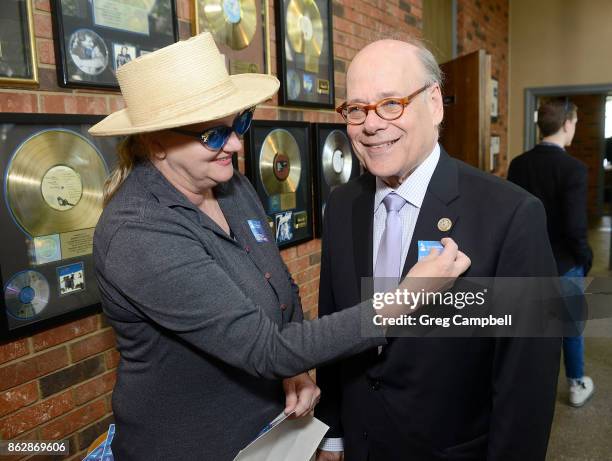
[89, 74, 279, 136]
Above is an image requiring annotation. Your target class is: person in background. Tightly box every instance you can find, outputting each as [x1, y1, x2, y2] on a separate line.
[508, 97, 594, 407]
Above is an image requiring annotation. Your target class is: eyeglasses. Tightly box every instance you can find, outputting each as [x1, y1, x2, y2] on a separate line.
[171, 107, 255, 150]
[336, 84, 432, 125]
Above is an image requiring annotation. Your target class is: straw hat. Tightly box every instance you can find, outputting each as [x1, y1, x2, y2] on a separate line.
[89, 33, 279, 136]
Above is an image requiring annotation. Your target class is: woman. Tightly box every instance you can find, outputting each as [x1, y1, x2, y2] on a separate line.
[90, 33, 469, 460]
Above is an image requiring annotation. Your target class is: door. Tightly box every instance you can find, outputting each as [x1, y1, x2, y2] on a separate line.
[439, 49, 491, 170]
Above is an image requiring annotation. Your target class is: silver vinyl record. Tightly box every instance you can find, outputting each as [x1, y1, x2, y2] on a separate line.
[4, 270, 50, 320]
[322, 130, 353, 187]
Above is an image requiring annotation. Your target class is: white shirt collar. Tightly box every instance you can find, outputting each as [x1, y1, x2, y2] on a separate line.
[374, 143, 440, 211]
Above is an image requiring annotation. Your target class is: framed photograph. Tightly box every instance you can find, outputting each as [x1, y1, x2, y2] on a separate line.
[275, 0, 335, 108]
[193, 0, 271, 75]
[0, 113, 120, 340]
[51, 0, 179, 90]
[244, 120, 313, 249]
[491, 77, 499, 121]
[312, 123, 361, 237]
[0, 0, 38, 86]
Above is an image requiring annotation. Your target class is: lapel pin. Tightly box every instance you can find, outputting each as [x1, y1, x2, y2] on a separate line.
[437, 218, 452, 232]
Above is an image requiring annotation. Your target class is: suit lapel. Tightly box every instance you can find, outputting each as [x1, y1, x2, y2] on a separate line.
[352, 174, 376, 299]
[401, 148, 460, 277]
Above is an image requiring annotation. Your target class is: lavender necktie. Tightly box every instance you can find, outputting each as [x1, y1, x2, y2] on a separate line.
[374, 192, 407, 292]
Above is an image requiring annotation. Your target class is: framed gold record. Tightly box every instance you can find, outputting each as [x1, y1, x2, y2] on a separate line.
[193, 0, 271, 75]
[1, 113, 118, 339]
[276, 0, 334, 108]
[245, 120, 313, 249]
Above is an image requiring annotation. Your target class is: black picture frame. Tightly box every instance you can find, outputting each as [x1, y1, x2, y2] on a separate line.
[51, 0, 179, 90]
[0, 113, 119, 340]
[244, 120, 313, 249]
[275, 0, 335, 108]
[0, 0, 38, 86]
[312, 122, 361, 238]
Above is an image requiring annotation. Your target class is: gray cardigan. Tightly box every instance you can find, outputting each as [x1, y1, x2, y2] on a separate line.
[93, 161, 384, 460]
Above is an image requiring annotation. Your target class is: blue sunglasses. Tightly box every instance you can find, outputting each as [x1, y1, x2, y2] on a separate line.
[171, 107, 255, 150]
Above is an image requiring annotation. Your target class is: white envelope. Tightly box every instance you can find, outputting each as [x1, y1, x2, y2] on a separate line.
[233, 412, 329, 461]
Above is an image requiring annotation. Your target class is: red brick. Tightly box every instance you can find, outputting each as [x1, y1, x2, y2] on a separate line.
[73, 371, 116, 406]
[0, 93, 38, 112]
[296, 240, 321, 257]
[69, 330, 116, 363]
[32, 317, 98, 352]
[0, 340, 29, 365]
[285, 255, 310, 276]
[176, 0, 191, 20]
[0, 348, 69, 392]
[104, 350, 120, 370]
[0, 390, 73, 439]
[33, 12, 53, 39]
[36, 38, 55, 65]
[34, 0, 51, 12]
[39, 399, 107, 440]
[40, 95, 108, 114]
[0, 382, 39, 418]
[109, 96, 126, 112]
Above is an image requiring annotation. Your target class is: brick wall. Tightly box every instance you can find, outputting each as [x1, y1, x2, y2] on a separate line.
[565, 94, 606, 217]
[0, 1, 509, 458]
[456, 0, 509, 175]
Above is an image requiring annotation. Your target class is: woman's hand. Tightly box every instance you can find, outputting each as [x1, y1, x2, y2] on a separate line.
[282, 372, 321, 417]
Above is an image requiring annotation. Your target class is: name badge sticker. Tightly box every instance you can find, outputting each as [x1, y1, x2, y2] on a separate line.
[417, 240, 444, 260]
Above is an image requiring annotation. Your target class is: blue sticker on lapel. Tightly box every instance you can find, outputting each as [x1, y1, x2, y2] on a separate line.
[418, 240, 444, 260]
[248, 220, 269, 243]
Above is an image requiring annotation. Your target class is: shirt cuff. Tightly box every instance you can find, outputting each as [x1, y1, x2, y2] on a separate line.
[319, 437, 344, 452]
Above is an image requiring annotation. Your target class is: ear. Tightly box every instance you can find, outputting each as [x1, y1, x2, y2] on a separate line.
[141, 133, 167, 161]
[429, 84, 444, 126]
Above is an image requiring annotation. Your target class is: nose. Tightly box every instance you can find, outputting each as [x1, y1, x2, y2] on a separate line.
[362, 107, 387, 134]
[223, 131, 242, 152]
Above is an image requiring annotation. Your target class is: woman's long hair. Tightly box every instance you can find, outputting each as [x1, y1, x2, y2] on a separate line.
[103, 134, 149, 206]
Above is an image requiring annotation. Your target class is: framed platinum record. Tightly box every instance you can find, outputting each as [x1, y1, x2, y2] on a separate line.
[0, 113, 119, 339]
[245, 120, 313, 249]
[312, 122, 361, 237]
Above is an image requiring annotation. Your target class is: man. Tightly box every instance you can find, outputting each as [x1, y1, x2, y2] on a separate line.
[508, 98, 594, 407]
[315, 39, 561, 461]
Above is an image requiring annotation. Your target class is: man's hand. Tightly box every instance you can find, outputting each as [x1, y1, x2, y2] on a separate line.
[316, 450, 344, 461]
[282, 372, 321, 417]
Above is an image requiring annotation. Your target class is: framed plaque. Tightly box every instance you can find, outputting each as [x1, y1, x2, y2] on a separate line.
[275, 0, 335, 108]
[490, 134, 500, 172]
[491, 77, 499, 121]
[0, 0, 38, 86]
[245, 120, 313, 249]
[193, 0, 271, 75]
[312, 123, 361, 237]
[51, 0, 179, 90]
[0, 113, 119, 340]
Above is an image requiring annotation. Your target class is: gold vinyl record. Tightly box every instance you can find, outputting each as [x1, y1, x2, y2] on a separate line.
[259, 129, 302, 196]
[5, 129, 108, 237]
[286, 0, 323, 57]
[201, 0, 257, 51]
[322, 129, 353, 187]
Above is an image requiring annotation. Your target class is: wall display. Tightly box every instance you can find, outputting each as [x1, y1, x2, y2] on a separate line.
[245, 120, 313, 248]
[275, 0, 334, 108]
[193, 0, 271, 75]
[491, 77, 499, 121]
[51, 0, 179, 89]
[0, 0, 38, 85]
[312, 123, 361, 237]
[0, 114, 118, 339]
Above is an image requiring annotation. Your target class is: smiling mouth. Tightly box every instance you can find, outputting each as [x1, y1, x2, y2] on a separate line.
[215, 155, 232, 161]
[363, 138, 400, 150]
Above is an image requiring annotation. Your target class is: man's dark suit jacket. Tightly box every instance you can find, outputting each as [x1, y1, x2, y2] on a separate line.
[315, 148, 561, 461]
[507, 143, 592, 275]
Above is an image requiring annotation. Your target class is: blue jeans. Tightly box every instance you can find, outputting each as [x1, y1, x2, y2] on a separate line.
[562, 266, 585, 380]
